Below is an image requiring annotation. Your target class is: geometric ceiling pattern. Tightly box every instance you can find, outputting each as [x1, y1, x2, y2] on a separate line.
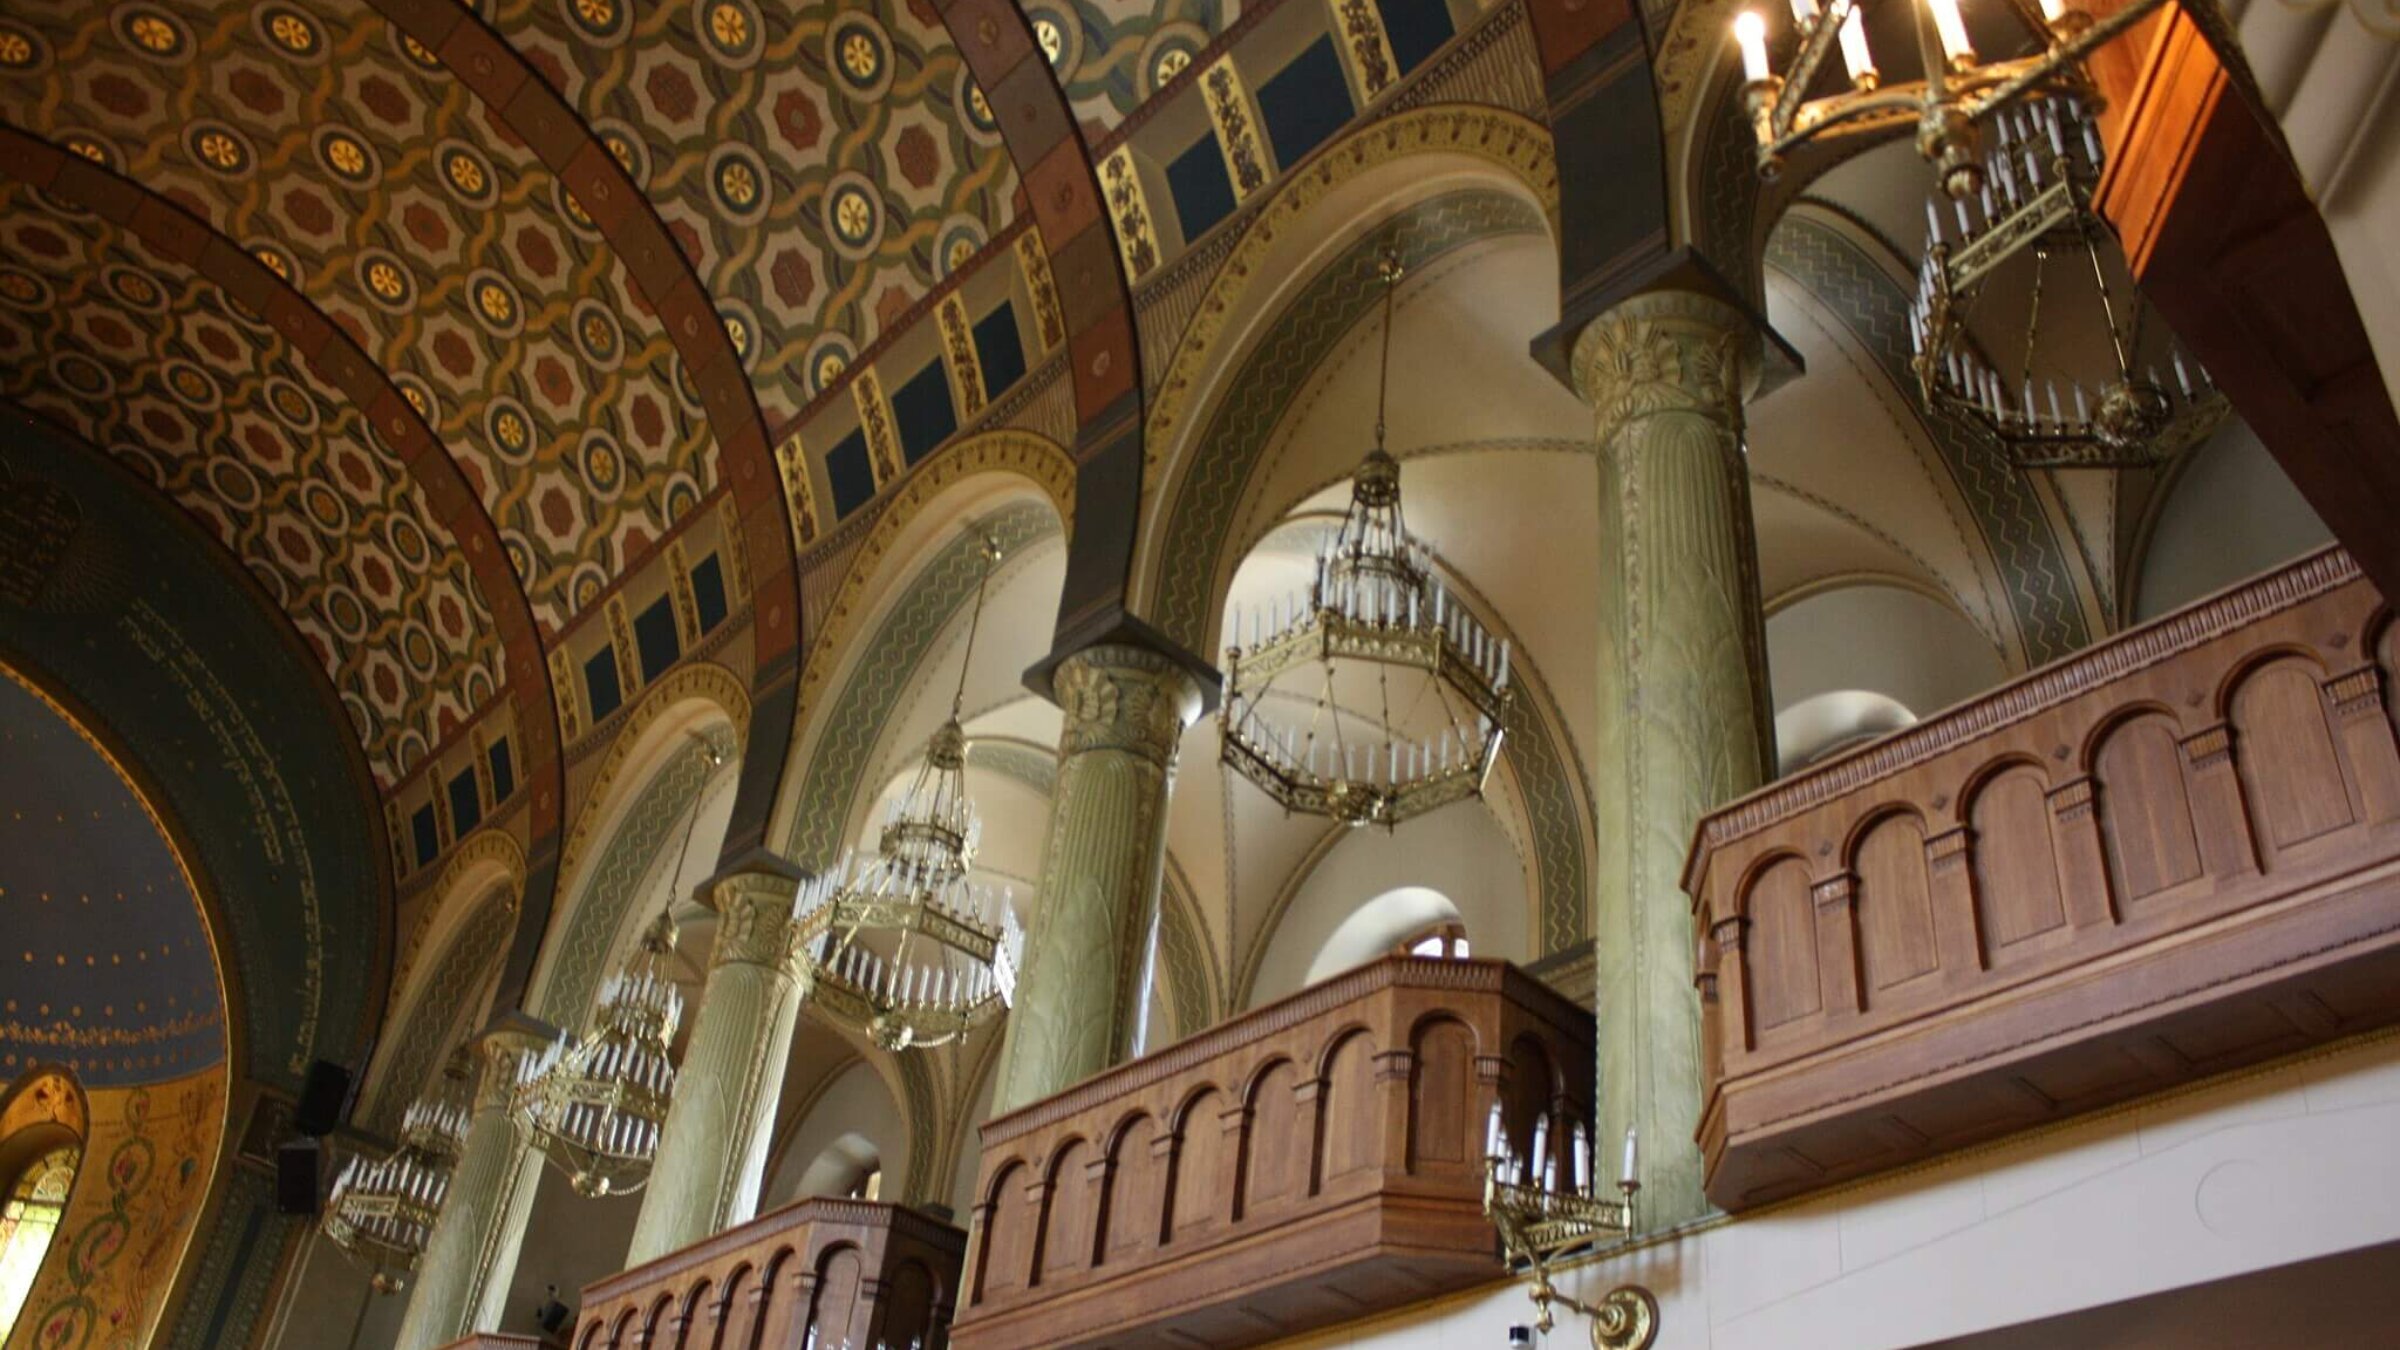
[0, 0, 720, 636]
[1034, 0, 1233, 133]
[0, 185, 503, 783]
[504, 0, 1020, 425]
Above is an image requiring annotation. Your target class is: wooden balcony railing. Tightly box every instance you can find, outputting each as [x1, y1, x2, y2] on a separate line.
[1687, 548, 2400, 1209]
[951, 956, 1592, 1350]
[569, 1200, 963, 1350]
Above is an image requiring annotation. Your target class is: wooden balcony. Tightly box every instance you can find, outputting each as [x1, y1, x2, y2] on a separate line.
[1687, 549, 2400, 1209]
[951, 956, 1592, 1350]
[569, 1199, 963, 1350]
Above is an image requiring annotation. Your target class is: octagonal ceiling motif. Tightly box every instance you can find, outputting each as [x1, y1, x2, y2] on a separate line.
[0, 186, 504, 785]
[0, 0, 722, 633]
[497, 0, 1021, 423]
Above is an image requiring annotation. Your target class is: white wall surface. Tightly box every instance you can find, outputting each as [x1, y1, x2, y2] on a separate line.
[1267, 1029, 2400, 1349]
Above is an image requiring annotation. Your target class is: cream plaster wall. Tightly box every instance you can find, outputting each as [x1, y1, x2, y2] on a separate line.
[762, 1058, 908, 1210]
[1268, 1029, 2400, 1349]
[2134, 417, 2332, 622]
[1243, 802, 1531, 1008]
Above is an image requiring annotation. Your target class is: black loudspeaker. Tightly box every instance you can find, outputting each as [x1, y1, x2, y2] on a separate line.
[275, 1138, 321, 1215]
[292, 1059, 351, 1138]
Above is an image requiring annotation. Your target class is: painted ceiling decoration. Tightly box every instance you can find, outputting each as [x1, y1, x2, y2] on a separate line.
[503, 0, 1019, 426]
[0, 136, 561, 802]
[1035, 0, 1235, 134]
[0, 668, 225, 1090]
[0, 0, 722, 636]
[0, 183, 502, 783]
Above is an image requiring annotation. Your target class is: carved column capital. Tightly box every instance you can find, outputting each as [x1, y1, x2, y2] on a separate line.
[1568, 288, 1762, 450]
[1054, 643, 1206, 766]
[706, 871, 801, 971]
[468, 1021, 554, 1115]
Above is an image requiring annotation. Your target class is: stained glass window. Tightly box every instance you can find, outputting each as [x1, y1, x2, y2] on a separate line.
[0, 1145, 77, 1340]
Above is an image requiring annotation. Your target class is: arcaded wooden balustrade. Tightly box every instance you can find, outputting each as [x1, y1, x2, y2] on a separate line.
[951, 956, 1592, 1350]
[1686, 547, 2400, 1209]
[568, 1199, 962, 1350]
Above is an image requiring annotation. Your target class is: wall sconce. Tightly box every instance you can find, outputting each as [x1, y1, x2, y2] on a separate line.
[1482, 1107, 1660, 1349]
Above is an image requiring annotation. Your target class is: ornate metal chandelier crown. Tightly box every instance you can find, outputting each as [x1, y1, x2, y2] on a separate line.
[1221, 248, 1512, 829]
[792, 534, 1026, 1051]
[514, 909, 684, 1196]
[322, 1059, 471, 1290]
[1908, 96, 2219, 467]
[1732, 0, 2171, 199]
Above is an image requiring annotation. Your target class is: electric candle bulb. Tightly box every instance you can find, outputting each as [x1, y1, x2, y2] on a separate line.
[2039, 0, 2066, 19]
[1734, 11, 1771, 83]
[1621, 1127, 1640, 1187]
[1838, 9, 1875, 84]
[1926, 0, 1976, 64]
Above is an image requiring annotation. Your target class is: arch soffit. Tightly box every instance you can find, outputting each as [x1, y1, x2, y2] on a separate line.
[788, 432, 1074, 732]
[1135, 111, 1559, 603]
[388, 829, 526, 1011]
[558, 660, 753, 891]
[778, 497, 1063, 870]
[526, 725, 738, 1024]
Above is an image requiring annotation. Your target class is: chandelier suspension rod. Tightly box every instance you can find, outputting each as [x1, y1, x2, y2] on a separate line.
[950, 534, 999, 720]
[1373, 243, 1400, 452]
[2070, 205, 2133, 376]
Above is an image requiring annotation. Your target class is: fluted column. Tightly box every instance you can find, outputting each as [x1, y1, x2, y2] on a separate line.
[992, 644, 1205, 1114]
[1573, 288, 1773, 1228]
[626, 864, 806, 1263]
[393, 1022, 550, 1350]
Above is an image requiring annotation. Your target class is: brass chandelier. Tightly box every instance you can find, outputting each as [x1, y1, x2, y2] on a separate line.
[321, 1060, 470, 1291]
[514, 744, 718, 1196]
[791, 534, 1025, 1052]
[513, 909, 683, 1196]
[1732, 0, 2173, 199]
[1220, 249, 1512, 830]
[1907, 96, 2218, 467]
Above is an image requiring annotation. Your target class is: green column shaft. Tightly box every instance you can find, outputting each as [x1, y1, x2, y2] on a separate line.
[393, 1028, 548, 1350]
[625, 874, 803, 1264]
[991, 645, 1203, 1115]
[1575, 289, 1773, 1228]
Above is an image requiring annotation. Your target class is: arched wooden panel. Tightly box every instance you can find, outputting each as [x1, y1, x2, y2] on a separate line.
[1745, 857, 1823, 1029]
[1041, 1139, 1096, 1281]
[1968, 768, 2066, 950]
[807, 1245, 867, 1348]
[2095, 714, 2204, 902]
[880, 1258, 939, 1350]
[1169, 1088, 1229, 1241]
[1854, 814, 1938, 994]
[710, 1258, 758, 1345]
[1408, 1016, 1477, 1171]
[643, 1292, 676, 1348]
[1102, 1113, 1166, 1263]
[2233, 660, 2355, 851]
[676, 1279, 714, 1350]
[1319, 1030, 1379, 1187]
[979, 1161, 1035, 1300]
[749, 1248, 802, 1350]
[1503, 1033, 1555, 1159]
[1242, 1060, 1305, 1218]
